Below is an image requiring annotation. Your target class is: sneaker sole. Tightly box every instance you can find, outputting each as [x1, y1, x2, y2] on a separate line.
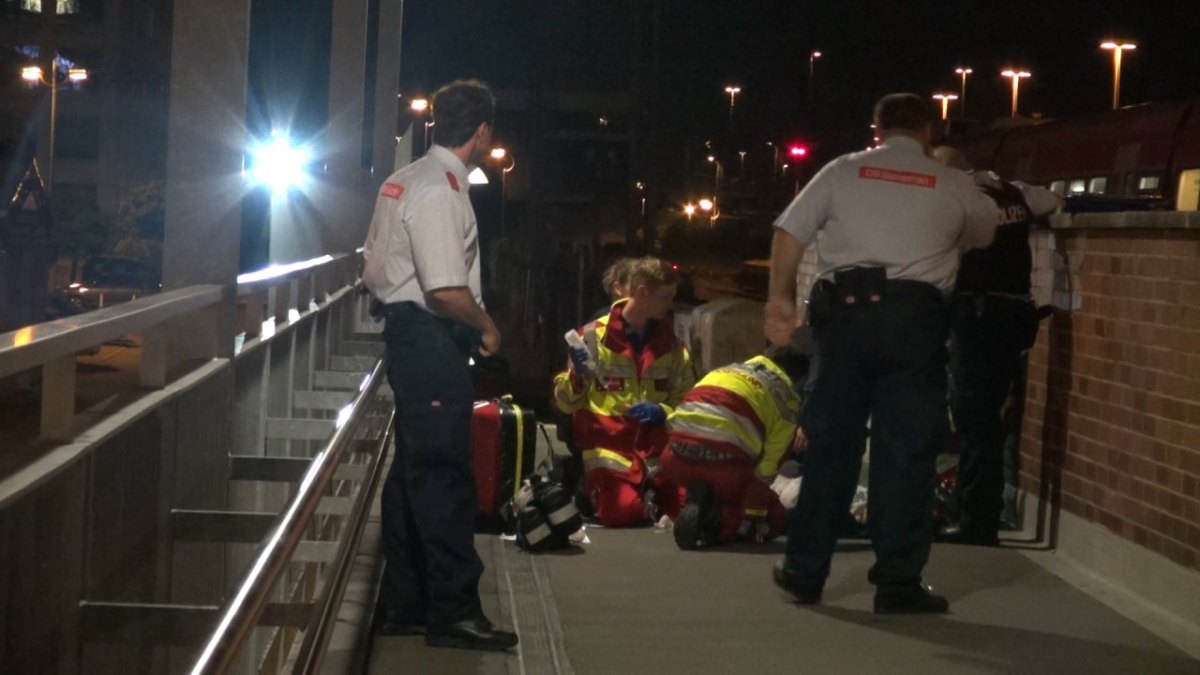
[674, 503, 702, 550]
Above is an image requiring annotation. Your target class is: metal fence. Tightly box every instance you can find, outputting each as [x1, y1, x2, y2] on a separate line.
[0, 252, 388, 674]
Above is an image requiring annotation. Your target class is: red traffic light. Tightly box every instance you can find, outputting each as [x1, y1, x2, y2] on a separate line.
[788, 145, 808, 158]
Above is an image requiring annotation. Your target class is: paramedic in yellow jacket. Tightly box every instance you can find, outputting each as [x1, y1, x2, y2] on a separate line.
[554, 257, 695, 527]
[661, 346, 808, 549]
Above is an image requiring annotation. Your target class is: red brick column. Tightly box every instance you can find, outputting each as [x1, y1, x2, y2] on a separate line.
[1021, 224, 1200, 570]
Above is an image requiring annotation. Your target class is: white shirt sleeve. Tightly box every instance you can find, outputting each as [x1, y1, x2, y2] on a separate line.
[1012, 181, 1063, 217]
[773, 159, 838, 245]
[405, 188, 470, 293]
[955, 172, 1001, 251]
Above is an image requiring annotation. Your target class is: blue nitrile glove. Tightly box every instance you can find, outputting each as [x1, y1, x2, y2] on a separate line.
[627, 401, 666, 426]
[568, 347, 593, 378]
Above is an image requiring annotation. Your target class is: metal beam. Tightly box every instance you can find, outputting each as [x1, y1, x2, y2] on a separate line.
[229, 456, 366, 483]
[172, 508, 353, 543]
[264, 417, 336, 441]
[312, 371, 367, 391]
[293, 390, 352, 411]
[79, 601, 311, 646]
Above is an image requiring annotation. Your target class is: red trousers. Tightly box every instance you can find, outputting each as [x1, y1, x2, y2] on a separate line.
[584, 463, 685, 528]
[658, 448, 786, 544]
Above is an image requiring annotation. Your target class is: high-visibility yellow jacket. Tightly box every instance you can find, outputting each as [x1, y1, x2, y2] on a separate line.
[666, 355, 801, 480]
[553, 299, 694, 476]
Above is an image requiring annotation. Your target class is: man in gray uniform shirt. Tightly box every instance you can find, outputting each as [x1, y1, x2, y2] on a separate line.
[765, 93, 1000, 614]
[363, 79, 517, 650]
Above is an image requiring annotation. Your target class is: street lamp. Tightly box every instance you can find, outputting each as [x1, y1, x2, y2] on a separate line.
[954, 67, 972, 119]
[707, 154, 723, 197]
[738, 150, 747, 175]
[1100, 41, 1136, 110]
[683, 203, 696, 220]
[724, 85, 741, 128]
[1000, 69, 1031, 118]
[409, 97, 431, 153]
[932, 93, 959, 121]
[808, 51, 822, 106]
[20, 62, 89, 194]
[489, 147, 515, 233]
[697, 197, 718, 226]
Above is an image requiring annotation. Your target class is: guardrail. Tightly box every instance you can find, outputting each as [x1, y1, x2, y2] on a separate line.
[0, 284, 224, 441]
[190, 359, 391, 674]
[0, 250, 390, 674]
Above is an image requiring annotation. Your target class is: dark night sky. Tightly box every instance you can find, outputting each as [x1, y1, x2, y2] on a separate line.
[399, 1, 1200, 161]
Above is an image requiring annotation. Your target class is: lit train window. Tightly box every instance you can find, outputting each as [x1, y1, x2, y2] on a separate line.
[1068, 179, 1087, 194]
[1049, 180, 1067, 195]
[19, 0, 79, 12]
[1088, 177, 1108, 194]
[1138, 175, 1160, 191]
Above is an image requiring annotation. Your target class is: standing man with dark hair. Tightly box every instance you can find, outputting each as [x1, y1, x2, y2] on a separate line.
[363, 79, 517, 651]
[932, 146, 1060, 547]
[764, 93, 1001, 614]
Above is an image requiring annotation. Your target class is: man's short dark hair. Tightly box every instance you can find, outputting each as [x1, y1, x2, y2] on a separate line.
[432, 79, 495, 148]
[764, 344, 810, 385]
[873, 93, 935, 133]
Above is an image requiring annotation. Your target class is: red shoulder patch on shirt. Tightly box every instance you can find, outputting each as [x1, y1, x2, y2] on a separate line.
[445, 172, 460, 192]
[859, 166, 937, 189]
[381, 182, 405, 200]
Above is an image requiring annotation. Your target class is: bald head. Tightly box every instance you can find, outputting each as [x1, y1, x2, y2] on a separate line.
[932, 145, 973, 172]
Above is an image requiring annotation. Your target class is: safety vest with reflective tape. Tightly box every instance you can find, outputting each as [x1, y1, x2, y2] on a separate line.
[553, 299, 694, 470]
[666, 355, 801, 480]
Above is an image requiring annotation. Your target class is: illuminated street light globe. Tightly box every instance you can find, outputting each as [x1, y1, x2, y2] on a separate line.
[249, 131, 311, 195]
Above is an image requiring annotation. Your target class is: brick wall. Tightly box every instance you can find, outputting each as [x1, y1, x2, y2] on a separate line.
[1022, 223, 1200, 570]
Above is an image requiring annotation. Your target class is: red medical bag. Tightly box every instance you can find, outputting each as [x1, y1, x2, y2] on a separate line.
[471, 398, 537, 522]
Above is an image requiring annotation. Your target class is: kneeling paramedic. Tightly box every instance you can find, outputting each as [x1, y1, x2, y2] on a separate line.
[660, 346, 808, 549]
[552, 257, 695, 527]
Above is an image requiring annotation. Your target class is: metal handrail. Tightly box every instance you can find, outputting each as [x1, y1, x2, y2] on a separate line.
[0, 284, 223, 379]
[291, 404, 393, 673]
[189, 358, 389, 674]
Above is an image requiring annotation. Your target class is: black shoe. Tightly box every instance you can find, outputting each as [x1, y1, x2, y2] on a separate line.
[873, 584, 950, 615]
[673, 480, 720, 550]
[772, 561, 823, 604]
[425, 617, 518, 651]
[938, 523, 999, 547]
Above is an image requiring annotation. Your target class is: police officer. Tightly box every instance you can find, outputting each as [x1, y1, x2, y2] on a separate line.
[362, 79, 517, 650]
[933, 146, 1060, 547]
[764, 93, 1001, 614]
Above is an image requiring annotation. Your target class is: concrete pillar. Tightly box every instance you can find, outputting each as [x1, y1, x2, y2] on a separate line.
[316, 0, 374, 257]
[310, 0, 403, 259]
[372, 0, 403, 186]
[161, 0, 250, 360]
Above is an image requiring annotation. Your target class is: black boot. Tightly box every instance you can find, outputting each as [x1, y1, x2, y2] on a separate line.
[673, 480, 720, 550]
[873, 584, 949, 615]
[772, 561, 823, 604]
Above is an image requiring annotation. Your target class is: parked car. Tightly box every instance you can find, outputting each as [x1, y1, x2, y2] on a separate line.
[48, 256, 161, 318]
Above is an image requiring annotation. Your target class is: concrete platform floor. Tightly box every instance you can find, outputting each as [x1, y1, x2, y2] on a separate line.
[368, 526, 1199, 675]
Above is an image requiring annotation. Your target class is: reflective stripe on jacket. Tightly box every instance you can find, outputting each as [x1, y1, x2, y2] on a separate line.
[553, 299, 694, 467]
[666, 355, 801, 480]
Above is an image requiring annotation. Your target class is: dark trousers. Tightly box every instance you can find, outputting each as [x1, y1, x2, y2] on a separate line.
[785, 288, 948, 592]
[949, 297, 1028, 542]
[379, 303, 484, 629]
